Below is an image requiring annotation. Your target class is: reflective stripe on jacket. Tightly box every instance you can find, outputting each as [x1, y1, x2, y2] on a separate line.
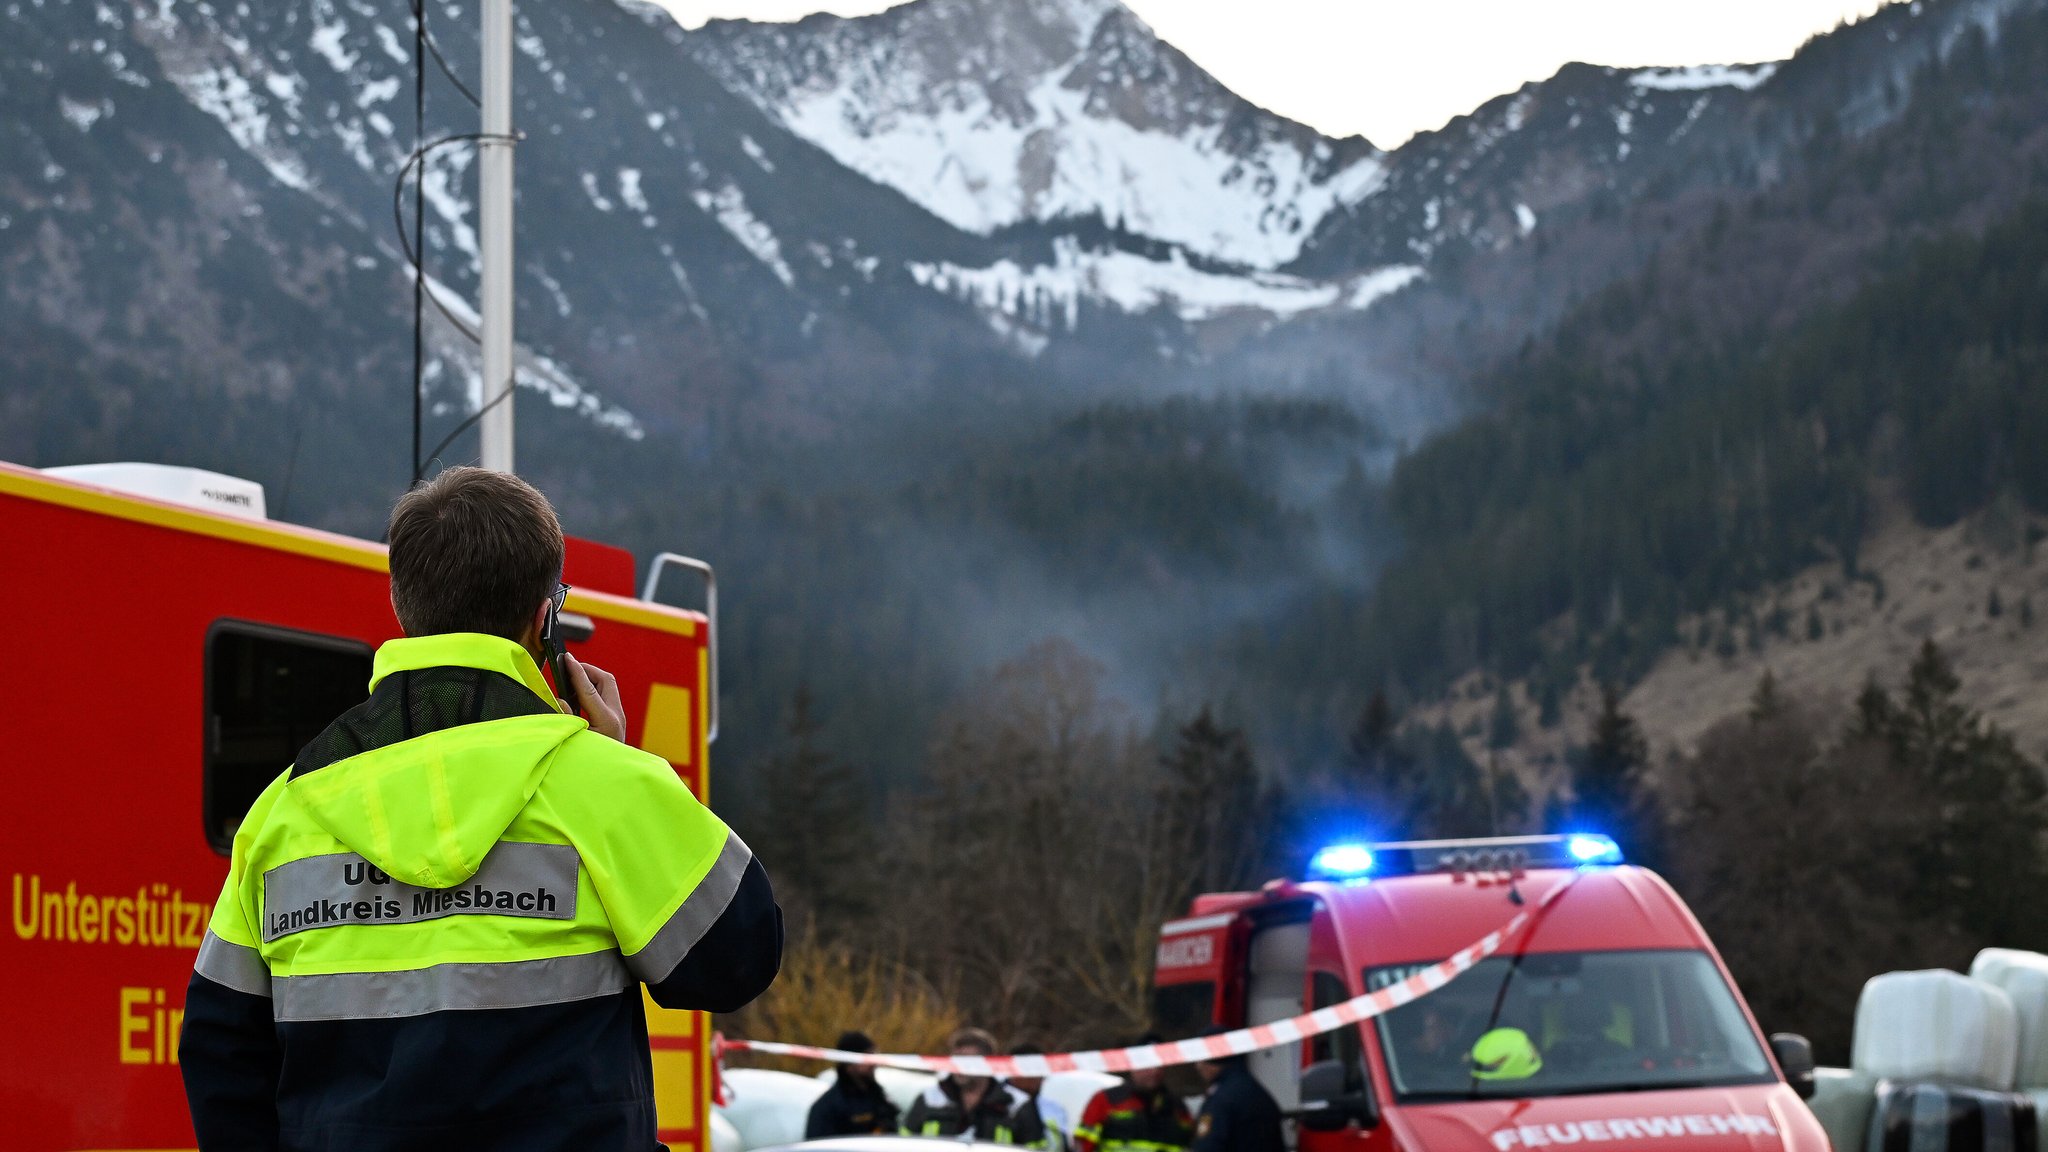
[903, 1078, 1049, 1147]
[1075, 1083, 1195, 1152]
[180, 633, 783, 1152]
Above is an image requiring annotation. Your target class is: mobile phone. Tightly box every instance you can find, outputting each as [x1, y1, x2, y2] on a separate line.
[543, 598, 582, 718]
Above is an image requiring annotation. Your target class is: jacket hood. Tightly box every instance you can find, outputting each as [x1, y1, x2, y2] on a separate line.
[286, 633, 587, 889]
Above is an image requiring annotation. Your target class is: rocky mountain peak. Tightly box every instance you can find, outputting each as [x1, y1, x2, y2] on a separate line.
[684, 0, 1380, 268]
[1062, 6, 1214, 130]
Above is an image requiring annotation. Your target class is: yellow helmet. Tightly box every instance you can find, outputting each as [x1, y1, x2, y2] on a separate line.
[1469, 1027, 1542, 1081]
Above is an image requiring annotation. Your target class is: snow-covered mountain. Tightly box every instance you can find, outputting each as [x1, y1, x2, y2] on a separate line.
[1292, 0, 2033, 278]
[685, 0, 1383, 269]
[9, 0, 2048, 796]
[1285, 60, 1781, 276]
[9, 0, 2039, 492]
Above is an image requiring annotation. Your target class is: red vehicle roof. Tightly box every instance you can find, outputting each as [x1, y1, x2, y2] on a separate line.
[1193, 866, 1707, 969]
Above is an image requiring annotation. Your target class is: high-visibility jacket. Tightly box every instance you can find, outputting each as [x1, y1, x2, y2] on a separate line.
[902, 1077, 1048, 1146]
[179, 633, 783, 1152]
[1074, 1082, 1195, 1152]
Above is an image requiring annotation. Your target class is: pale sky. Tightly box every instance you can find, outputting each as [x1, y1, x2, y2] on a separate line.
[654, 0, 1888, 146]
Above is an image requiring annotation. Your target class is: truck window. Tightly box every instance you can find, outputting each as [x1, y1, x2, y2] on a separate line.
[1309, 971, 1364, 1088]
[1151, 981, 1218, 1040]
[204, 622, 372, 855]
[1367, 950, 1774, 1102]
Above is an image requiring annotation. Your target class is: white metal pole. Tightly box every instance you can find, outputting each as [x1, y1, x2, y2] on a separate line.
[478, 0, 516, 473]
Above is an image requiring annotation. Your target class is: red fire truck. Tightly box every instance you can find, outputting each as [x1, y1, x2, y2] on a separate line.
[1152, 834, 1828, 1152]
[1, 459, 720, 1151]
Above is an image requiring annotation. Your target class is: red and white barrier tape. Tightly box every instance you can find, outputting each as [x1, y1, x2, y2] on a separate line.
[724, 874, 1577, 1079]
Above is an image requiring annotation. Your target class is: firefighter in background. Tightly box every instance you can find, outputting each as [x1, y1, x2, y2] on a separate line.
[1190, 1035, 1284, 1152]
[806, 1030, 901, 1138]
[903, 1027, 1048, 1146]
[1010, 1042, 1071, 1151]
[1073, 1034, 1195, 1152]
[179, 467, 784, 1150]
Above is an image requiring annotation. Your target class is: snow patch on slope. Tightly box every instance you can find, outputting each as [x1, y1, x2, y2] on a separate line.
[60, 95, 112, 131]
[618, 168, 649, 213]
[420, 152, 479, 266]
[739, 134, 775, 173]
[1347, 264, 1423, 309]
[781, 70, 1378, 270]
[1630, 62, 1779, 91]
[172, 65, 310, 190]
[692, 182, 795, 287]
[415, 270, 644, 439]
[910, 239, 1420, 333]
[309, 16, 357, 73]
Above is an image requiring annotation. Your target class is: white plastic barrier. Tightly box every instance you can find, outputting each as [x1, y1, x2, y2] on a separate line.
[711, 1109, 744, 1152]
[1806, 1067, 1879, 1152]
[1852, 969, 2020, 1091]
[722, 1068, 829, 1150]
[1971, 950, 2048, 1090]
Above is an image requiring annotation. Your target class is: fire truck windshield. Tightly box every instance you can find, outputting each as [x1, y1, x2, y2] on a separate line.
[1367, 950, 1774, 1102]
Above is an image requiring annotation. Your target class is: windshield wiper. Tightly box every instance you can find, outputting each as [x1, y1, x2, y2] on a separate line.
[1540, 1079, 1725, 1096]
[1404, 1077, 1759, 1104]
[1465, 877, 1586, 1099]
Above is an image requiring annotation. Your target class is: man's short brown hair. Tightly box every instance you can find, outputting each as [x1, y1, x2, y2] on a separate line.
[387, 467, 564, 641]
[948, 1026, 998, 1056]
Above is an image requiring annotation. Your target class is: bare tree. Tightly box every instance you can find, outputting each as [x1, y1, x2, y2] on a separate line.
[880, 639, 1166, 1044]
[1663, 678, 1957, 1060]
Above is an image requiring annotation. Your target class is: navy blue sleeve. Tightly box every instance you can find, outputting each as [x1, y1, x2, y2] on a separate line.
[1009, 1095, 1048, 1147]
[179, 971, 281, 1150]
[645, 855, 783, 1012]
[903, 1093, 932, 1137]
[806, 1089, 843, 1140]
[1192, 1106, 1232, 1152]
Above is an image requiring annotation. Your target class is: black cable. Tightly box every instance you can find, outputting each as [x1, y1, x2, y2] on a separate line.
[402, 0, 486, 488]
[417, 380, 517, 477]
[392, 134, 511, 344]
[394, 134, 518, 485]
[410, 0, 482, 109]
[411, 0, 427, 487]
[425, 31, 482, 107]
[395, 0, 513, 487]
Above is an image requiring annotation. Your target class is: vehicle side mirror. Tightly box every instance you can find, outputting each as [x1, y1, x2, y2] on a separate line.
[1770, 1033, 1816, 1100]
[1298, 1059, 1381, 1132]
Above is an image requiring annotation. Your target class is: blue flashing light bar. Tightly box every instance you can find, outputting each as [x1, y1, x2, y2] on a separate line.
[1307, 834, 1626, 880]
[1308, 843, 1376, 878]
[1566, 833, 1624, 865]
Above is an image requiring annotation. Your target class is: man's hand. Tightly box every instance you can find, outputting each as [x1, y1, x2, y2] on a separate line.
[563, 653, 627, 742]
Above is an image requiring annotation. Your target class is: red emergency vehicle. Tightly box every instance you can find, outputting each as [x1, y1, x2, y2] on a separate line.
[1152, 835, 1827, 1152]
[1, 459, 720, 1151]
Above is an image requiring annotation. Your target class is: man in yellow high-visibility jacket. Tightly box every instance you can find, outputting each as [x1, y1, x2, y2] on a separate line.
[179, 466, 782, 1151]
